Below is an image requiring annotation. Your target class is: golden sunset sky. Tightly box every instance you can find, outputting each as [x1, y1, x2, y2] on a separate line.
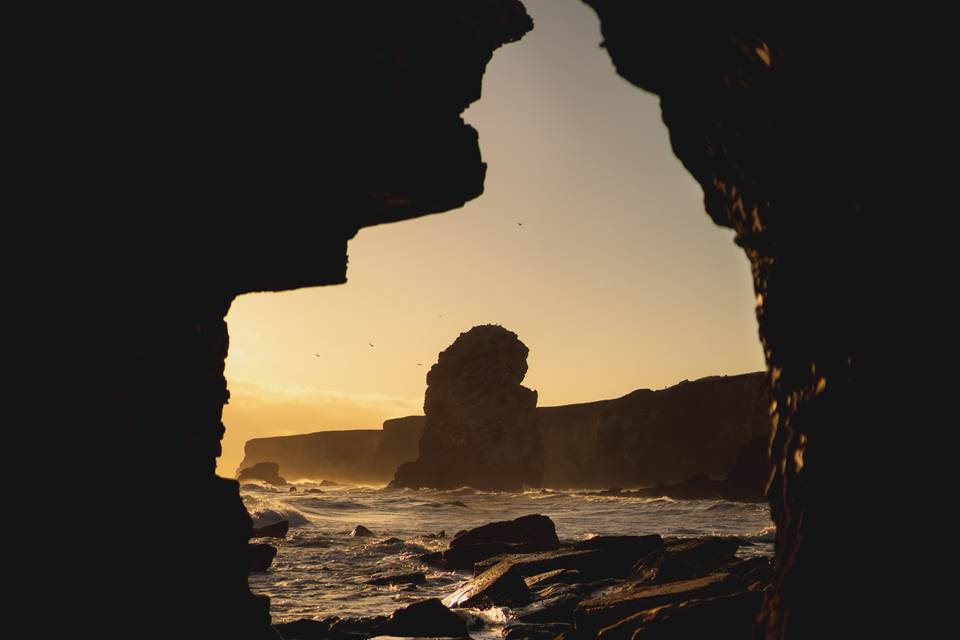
[218, 0, 765, 475]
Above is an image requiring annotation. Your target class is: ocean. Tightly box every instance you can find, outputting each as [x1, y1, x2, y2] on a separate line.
[243, 483, 774, 637]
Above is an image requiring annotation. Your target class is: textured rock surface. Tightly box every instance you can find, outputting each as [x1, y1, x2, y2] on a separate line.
[84, 3, 533, 637]
[538, 372, 770, 488]
[580, 3, 885, 636]
[392, 325, 544, 491]
[370, 416, 427, 479]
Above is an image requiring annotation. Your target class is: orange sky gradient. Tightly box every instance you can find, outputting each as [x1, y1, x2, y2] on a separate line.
[218, 0, 765, 476]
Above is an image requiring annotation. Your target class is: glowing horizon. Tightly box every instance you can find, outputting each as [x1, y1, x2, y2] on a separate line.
[218, 0, 765, 476]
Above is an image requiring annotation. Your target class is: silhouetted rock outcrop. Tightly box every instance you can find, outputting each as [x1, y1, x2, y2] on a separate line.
[392, 325, 544, 491]
[237, 462, 286, 486]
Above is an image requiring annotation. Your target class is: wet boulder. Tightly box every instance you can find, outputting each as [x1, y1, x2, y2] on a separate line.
[378, 598, 469, 638]
[252, 520, 289, 539]
[451, 514, 559, 549]
[366, 571, 427, 586]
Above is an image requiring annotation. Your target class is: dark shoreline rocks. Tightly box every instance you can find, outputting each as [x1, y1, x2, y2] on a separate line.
[421, 514, 560, 571]
[416, 515, 771, 640]
[238, 461, 287, 486]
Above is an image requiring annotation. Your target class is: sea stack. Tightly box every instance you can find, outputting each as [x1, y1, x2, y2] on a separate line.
[391, 325, 543, 491]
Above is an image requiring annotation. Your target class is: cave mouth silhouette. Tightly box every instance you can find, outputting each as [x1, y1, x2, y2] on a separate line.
[77, 2, 890, 638]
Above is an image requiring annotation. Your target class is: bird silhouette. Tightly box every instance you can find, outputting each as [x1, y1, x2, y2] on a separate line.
[369, 343, 375, 348]
[314, 353, 320, 357]
[517, 222, 523, 226]
[417, 363, 422, 366]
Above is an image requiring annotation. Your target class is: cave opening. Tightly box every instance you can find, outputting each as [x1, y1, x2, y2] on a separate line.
[222, 0, 772, 630]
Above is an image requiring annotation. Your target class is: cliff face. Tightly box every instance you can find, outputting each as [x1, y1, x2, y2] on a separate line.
[539, 372, 770, 488]
[392, 325, 544, 491]
[371, 416, 427, 478]
[243, 375, 766, 490]
[237, 416, 425, 484]
[580, 4, 878, 636]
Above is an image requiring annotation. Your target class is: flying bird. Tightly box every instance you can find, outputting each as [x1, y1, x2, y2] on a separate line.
[517, 222, 523, 226]
[314, 353, 320, 357]
[369, 343, 375, 348]
[417, 363, 422, 366]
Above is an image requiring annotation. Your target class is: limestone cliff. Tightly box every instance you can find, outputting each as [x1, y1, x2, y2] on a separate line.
[237, 416, 425, 484]
[539, 372, 770, 488]
[392, 325, 544, 491]
[244, 375, 766, 490]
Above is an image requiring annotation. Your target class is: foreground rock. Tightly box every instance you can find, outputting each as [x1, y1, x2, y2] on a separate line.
[633, 537, 741, 584]
[574, 573, 745, 636]
[392, 325, 544, 491]
[597, 589, 764, 640]
[237, 461, 286, 486]
[366, 571, 426, 586]
[248, 543, 277, 572]
[378, 598, 469, 637]
[252, 519, 289, 539]
[422, 514, 560, 570]
[446, 535, 664, 609]
[350, 525, 375, 537]
[275, 600, 466, 639]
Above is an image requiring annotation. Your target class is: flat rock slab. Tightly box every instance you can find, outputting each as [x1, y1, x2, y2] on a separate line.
[599, 589, 763, 640]
[445, 562, 532, 609]
[575, 573, 744, 636]
[525, 568, 582, 589]
[633, 537, 740, 584]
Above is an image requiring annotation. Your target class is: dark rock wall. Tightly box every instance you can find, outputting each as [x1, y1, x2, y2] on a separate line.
[392, 325, 544, 491]
[581, 4, 878, 637]
[87, 3, 532, 637]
